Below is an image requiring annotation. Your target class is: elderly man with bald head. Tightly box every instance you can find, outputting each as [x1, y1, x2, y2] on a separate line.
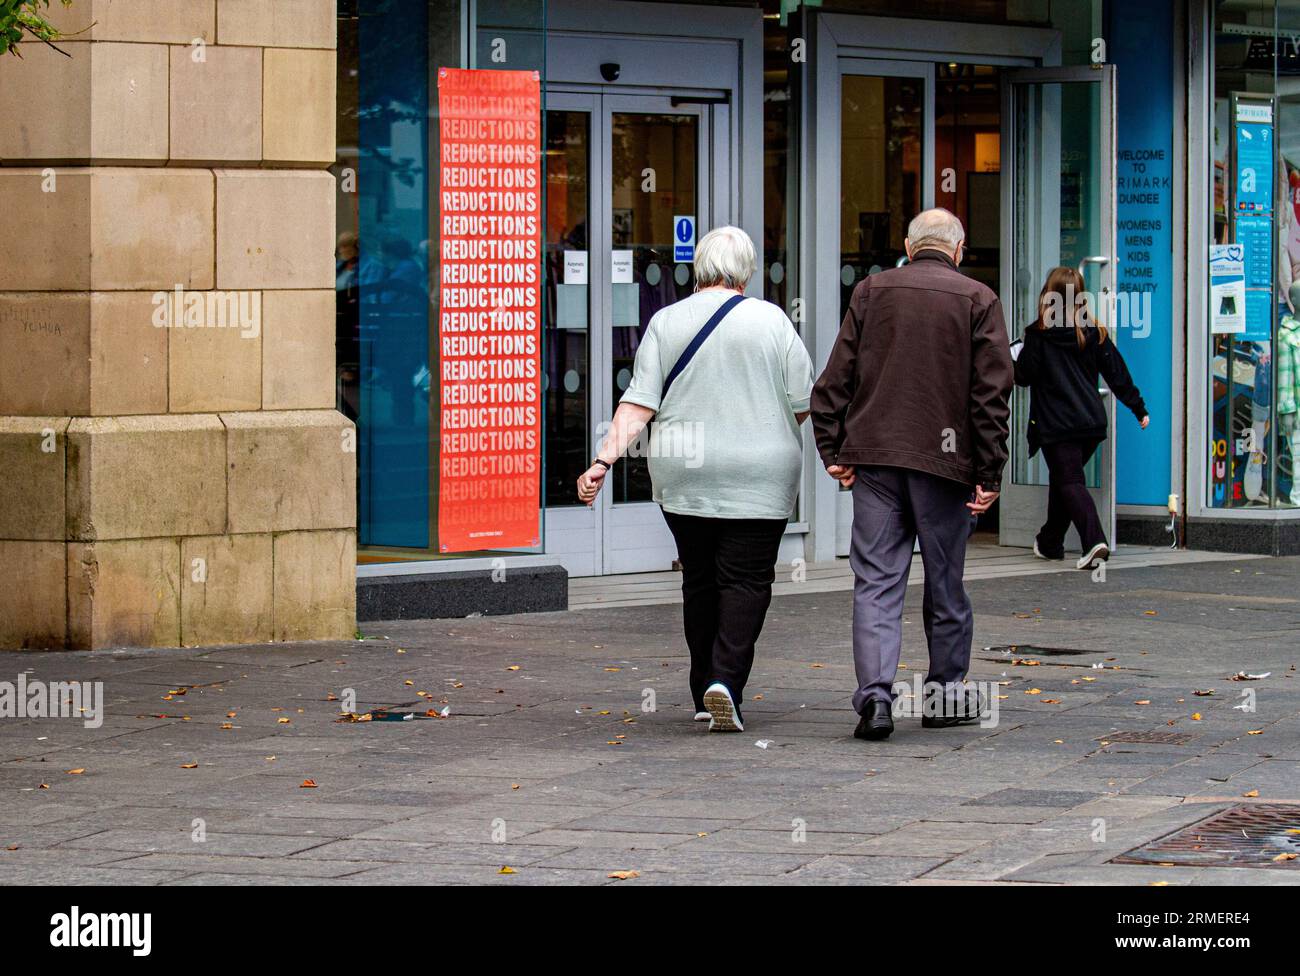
[811, 208, 1013, 741]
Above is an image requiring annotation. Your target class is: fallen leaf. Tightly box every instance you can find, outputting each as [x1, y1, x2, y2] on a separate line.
[499, 865, 516, 874]
[179, 762, 197, 769]
[1134, 700, 1151, 705]
[277, 717, 291, 724]
[299, 779, 317, 788]
[506, 665, 521, 671]
[1039, 698, 1061, 704]
[1191, 713, 1202, 721]
[1273, 852, 1297, 862]
[511, 783, 520, 790]
[1025, 688, 1042, 695]
[404, 680, 414, 686]
[809, 663, 825, 669]
[1247, 729, 1263, 735]
[1243, 789, 1259, 797]
[607, 870, 640, 880]
[66, 768, 85, 775]
[38, 783, 49, 790]
[1193, 690, 1215, 697]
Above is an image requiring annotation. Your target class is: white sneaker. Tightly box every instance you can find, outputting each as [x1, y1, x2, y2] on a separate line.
[1077, 542, 1110, 571]
[693, 711, 711, 722]
[1033, 541, 1063, 561]
[702, 682, 744, 733]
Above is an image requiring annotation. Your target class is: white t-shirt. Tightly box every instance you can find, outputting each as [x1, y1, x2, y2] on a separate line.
[620, 290, 814, 519]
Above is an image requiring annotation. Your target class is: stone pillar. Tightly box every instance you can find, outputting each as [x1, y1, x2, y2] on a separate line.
[0, 0, 354, 649]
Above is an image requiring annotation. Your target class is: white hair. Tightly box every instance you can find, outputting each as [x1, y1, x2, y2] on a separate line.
[693, 225, 757, 290]
[906, 208, 965, 254]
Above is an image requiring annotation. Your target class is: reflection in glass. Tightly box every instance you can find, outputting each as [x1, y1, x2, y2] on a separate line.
[934, 62, 1002, 292]
[610, 113, 699, 504]
[544, 111, 591, 507]
[839, 74, 923, 321]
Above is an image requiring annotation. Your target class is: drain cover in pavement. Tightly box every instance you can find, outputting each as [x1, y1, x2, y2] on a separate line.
[1112, 804, 1300, 868]
[985, 645, 1093, 656]
[1097, 730, 1196, 745]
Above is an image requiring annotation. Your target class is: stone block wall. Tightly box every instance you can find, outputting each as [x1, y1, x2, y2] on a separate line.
[0, 0, 353, 649]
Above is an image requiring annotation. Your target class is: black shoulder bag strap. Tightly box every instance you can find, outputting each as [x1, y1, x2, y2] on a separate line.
[660, 293, 747, 402]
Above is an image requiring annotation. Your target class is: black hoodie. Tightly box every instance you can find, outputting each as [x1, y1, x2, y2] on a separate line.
[1013, 324, 1147, 456]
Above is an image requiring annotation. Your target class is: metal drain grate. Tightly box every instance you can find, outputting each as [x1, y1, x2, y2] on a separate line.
[985, 645, 1093, 656]
[1097, 730, 1196, 745]
[1112, 804, 1300, 868]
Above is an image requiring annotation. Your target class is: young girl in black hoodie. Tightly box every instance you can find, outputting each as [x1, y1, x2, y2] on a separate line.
[1014, 266, 1149, 570]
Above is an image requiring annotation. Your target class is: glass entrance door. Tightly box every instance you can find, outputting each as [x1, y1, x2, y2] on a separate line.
[543, 91, 725, 576]
[998, 65, 1118, 551]
[834, 60, 933, 555]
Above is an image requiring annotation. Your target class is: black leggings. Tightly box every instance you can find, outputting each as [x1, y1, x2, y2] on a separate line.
[1037, 438, 1106, 556]
[662, 510, 787, 710]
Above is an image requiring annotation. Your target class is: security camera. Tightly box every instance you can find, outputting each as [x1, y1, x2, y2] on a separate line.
[600, 62, 621, 82]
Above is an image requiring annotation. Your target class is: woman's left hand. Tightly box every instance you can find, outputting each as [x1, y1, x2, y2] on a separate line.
[1139, 415, 1150, 429]
[577, 464, 608, 506]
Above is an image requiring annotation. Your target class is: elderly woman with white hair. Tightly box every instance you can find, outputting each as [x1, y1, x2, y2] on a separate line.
[577, 226, 814, 733]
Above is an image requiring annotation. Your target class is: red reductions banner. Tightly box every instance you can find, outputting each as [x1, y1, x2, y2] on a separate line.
[436, 67, 542, 553]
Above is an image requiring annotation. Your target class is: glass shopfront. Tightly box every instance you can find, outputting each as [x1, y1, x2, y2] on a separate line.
[340, 0, 1274, 576]
[1208, 0, 1300, 510]
[336, 0, 547, 563]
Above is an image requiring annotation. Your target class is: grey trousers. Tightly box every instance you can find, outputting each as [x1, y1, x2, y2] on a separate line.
[849, 465, 976, 715]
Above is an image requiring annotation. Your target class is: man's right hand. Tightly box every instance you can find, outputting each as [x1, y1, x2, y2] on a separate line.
[967, 485, 999, 514]
[826, 464, 855, 488]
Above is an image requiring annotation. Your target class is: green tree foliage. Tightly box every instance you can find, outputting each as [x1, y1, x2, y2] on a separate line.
[1, 0, 74, 58]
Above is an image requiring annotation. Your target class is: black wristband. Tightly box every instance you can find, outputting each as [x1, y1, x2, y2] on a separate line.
[592, 458, 612, 471]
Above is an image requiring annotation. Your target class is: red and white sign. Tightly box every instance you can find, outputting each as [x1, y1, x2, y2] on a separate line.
[436, 67, 542, 553]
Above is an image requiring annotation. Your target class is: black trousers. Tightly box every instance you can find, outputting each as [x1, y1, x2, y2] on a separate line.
[1038, 438, 1106, 556]
[662, 510, 787, 710]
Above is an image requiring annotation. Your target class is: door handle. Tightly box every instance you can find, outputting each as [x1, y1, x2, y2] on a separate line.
[1077, 256, 1116, 324]
[1076, 255, 1111, 278]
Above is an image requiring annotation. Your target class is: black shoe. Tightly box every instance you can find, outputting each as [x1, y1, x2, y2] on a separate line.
[854, 700, 894, 740]
[921, 690, 985, 728]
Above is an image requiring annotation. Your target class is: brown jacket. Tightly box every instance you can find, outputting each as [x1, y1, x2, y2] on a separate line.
[811, 250, 1013, 489]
